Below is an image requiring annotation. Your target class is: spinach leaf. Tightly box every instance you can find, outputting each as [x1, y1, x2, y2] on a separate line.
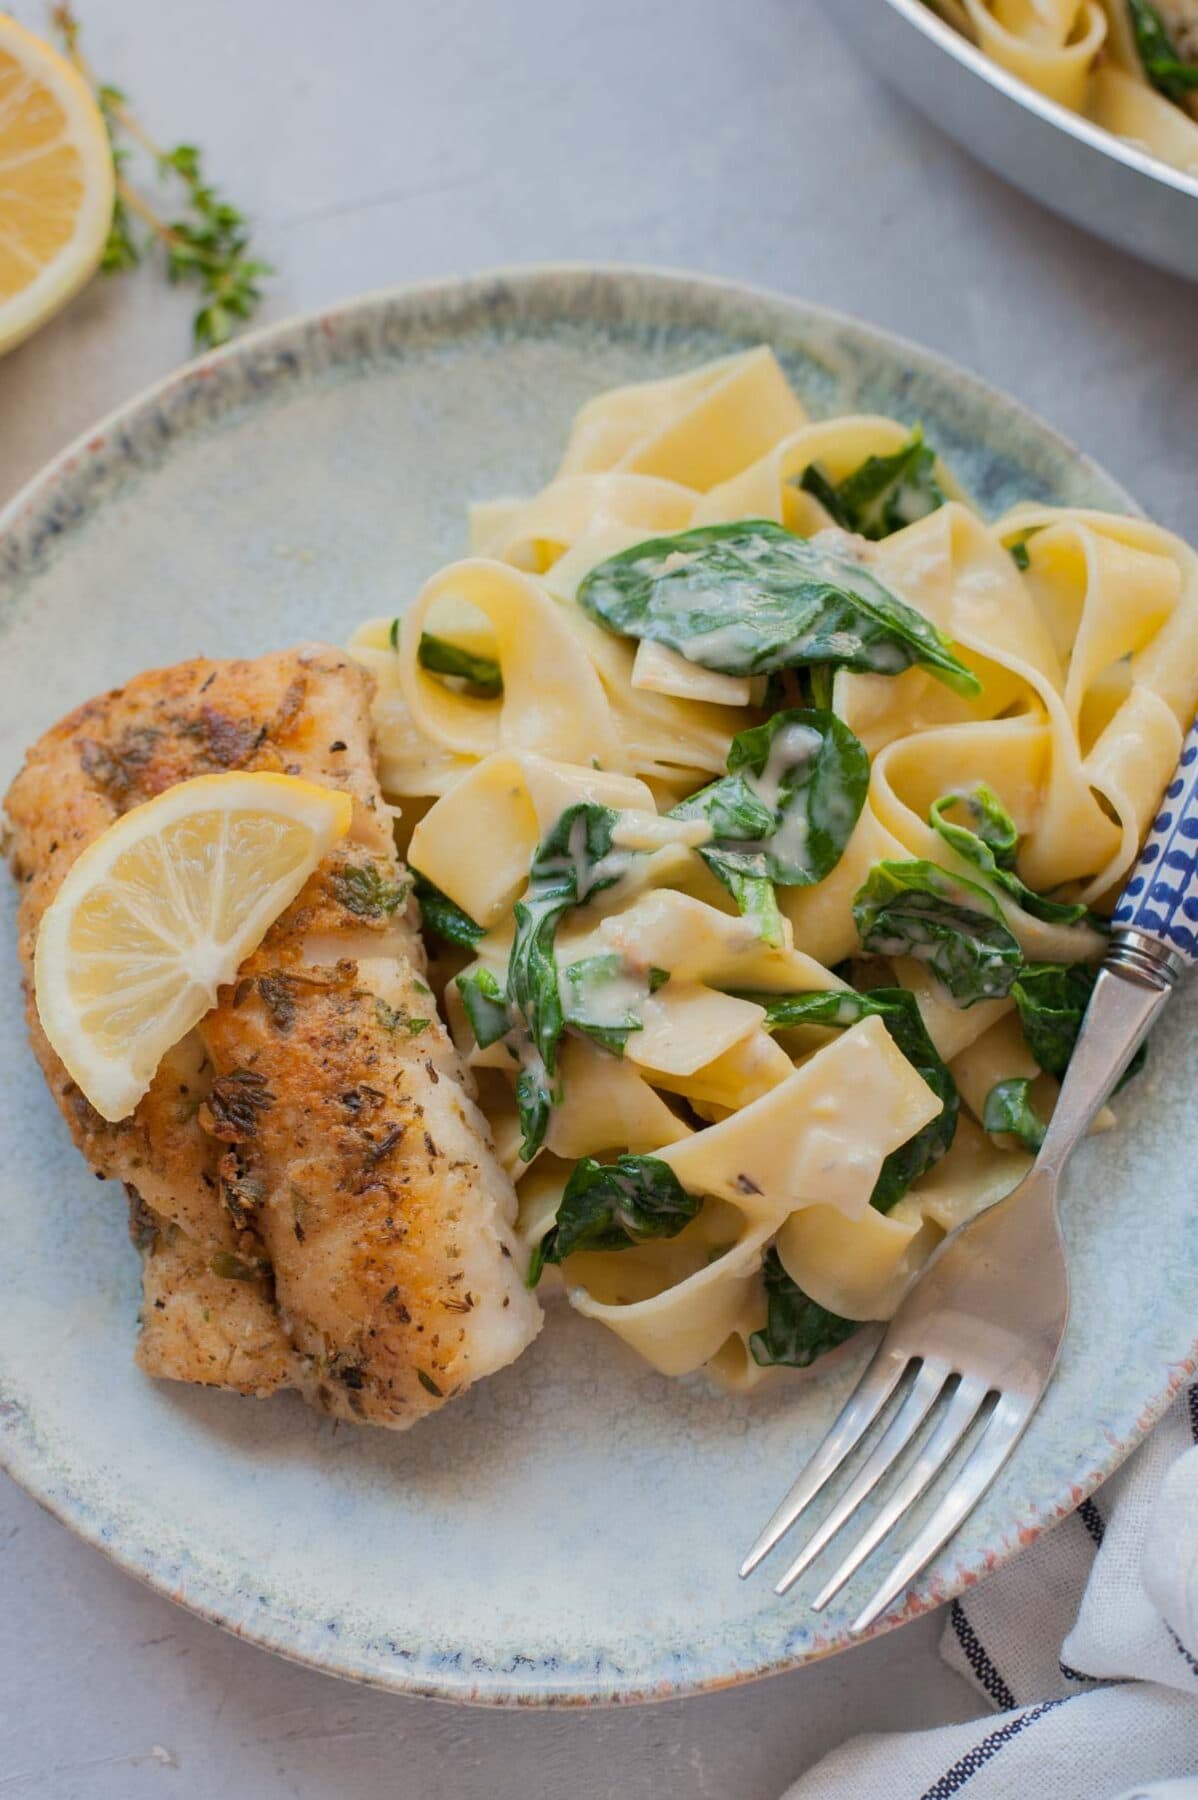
[1011, 962, 1094, 1078]
[671, 709, 869, 946]
[535, 1154, 700, 1276]
[983, 1077, 1046, 1153]
[801, 664, 836, 710]
[740, 985, 958, 1211]
[561, 953, 645, 1056]
[930, 785, 1090, 926]
[507, 802, 627, 1159]
[413, 873, 485, 949]
[576, 521, 979, 694]
[1128, 0, 1198, 102]
[673, 769, 782, 942]
[749, 1248, 863, 1368]
[797, 427, 945, 540]
[455, 966, 511, 1048]
[1012, 961, 1148, 1100]
[933, 782, 1017, 864]
[417, 632, 503, 695]
[853, 859, 1023, 1005]
[1005, 524, 1046, 572]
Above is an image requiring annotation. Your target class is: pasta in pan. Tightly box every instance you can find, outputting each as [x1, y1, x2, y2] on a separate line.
[348, 346, 1198, 1391]
[926, 0, 1198, 176]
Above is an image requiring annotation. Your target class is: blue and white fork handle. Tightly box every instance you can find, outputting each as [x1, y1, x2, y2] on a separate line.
[1059, 716, 1198, 1142]
[1109, 718, 1198, 984]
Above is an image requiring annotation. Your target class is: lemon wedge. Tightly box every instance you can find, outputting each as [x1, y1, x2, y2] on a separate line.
[0, 14, 115, 355]
[35, 773, 354, 1122]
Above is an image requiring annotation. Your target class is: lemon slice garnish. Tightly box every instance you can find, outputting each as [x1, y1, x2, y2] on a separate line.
[0, 14, 114, 355]
[35, 772, 353, 1121]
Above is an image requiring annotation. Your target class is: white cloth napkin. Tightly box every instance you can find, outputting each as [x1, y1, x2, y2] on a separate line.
[783, 1384, 1198, 1800]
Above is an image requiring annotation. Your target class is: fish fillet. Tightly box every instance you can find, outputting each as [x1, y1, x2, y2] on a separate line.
[4, 643, 540, 1425]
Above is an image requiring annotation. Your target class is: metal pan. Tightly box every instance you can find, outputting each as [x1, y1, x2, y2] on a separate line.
[830, 0, 1198, 282]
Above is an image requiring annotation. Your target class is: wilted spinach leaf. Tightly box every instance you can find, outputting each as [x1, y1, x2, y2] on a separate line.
[740, 985, 958, 1211]
[749, 1249, 863, 1368]
[508, 802, 627, 1159]
[671, 708, 868, 946]
[930, 786, 1090, 927]
[1012, 961, 1147, 1098]
[1006, 524, 1045, 571]
[561, 953, 646, 1056]
[853, 859, 1023, 1005]
[577, 521, 979, 694]
[798, 427, 945, 540]
[455, 966, 510, 1048]
[983, 1077, 1046, 1153]
[1011, 962, 1094, 1078]
[413, 873, 485, 948]
[417, 632, 503, 695]
[1128, 0, 1198, 103]
[534, 1154, 700, 1278]
[933, 783, 1017, 863]
[799, 664, 836, 710]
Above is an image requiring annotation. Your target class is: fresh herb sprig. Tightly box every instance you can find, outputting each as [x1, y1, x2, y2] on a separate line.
[51, 5, 271, 350]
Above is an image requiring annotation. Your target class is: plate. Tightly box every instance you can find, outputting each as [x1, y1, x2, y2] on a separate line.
[1, 265, 1195, 1705]
[830, 0, 1198, 284]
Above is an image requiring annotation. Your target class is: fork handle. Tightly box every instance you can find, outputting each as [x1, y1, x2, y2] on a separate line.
[1034, 721, 1198, 1176]
[1109, 715, 1198, 981]
[1034, 966, 1169, 1179]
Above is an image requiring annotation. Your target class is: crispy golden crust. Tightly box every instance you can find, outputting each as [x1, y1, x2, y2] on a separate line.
[200, 942, 533, 1423]
[129, 1190, 298, 1396]
[6, 643, 393, 937]
[3, 649, 341, 1397]
[4, 644, 539, 1424]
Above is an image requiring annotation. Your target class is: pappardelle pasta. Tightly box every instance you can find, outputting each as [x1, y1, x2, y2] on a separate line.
[926, 0, 1198, 176]
[348, 346, 1198, 1391]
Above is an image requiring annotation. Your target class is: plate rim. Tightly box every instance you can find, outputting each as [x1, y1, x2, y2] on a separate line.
[1, 261, 1190, 1707]
[0, 259, 1141, 558]
[880, 0, 1198, 201]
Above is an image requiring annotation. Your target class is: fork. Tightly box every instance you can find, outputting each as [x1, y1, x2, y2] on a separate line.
[739, 719, 1198, 1633]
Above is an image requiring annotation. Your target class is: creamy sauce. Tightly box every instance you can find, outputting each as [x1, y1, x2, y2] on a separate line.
[675, 620, 763, 669]
[611, 810, 711, 853]
[560, 958, 651, 1032]
[739, 720, 822, 873]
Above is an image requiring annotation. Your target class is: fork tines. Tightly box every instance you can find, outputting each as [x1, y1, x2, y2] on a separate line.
[740, 1346, 1034, 1634]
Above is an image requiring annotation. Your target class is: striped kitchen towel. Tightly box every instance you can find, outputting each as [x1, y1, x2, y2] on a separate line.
[782, 1387, 1198, 1799]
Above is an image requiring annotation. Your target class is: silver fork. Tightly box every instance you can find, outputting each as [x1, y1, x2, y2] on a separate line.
[739, 717, 1198, 1633]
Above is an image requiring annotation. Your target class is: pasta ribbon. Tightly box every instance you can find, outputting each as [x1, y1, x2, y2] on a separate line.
[556, 345, 808, 488]
[936, 0, 1198, 176]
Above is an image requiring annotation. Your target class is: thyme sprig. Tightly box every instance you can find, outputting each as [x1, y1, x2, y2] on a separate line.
[50, 5, 271, 350]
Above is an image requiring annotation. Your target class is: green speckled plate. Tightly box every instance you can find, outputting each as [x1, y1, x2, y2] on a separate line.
[1, 266, 1194, 1705]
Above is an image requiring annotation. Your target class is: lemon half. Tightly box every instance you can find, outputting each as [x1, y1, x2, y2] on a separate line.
[0, 14, 115, 355]
[35, 772, 353, 1122]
